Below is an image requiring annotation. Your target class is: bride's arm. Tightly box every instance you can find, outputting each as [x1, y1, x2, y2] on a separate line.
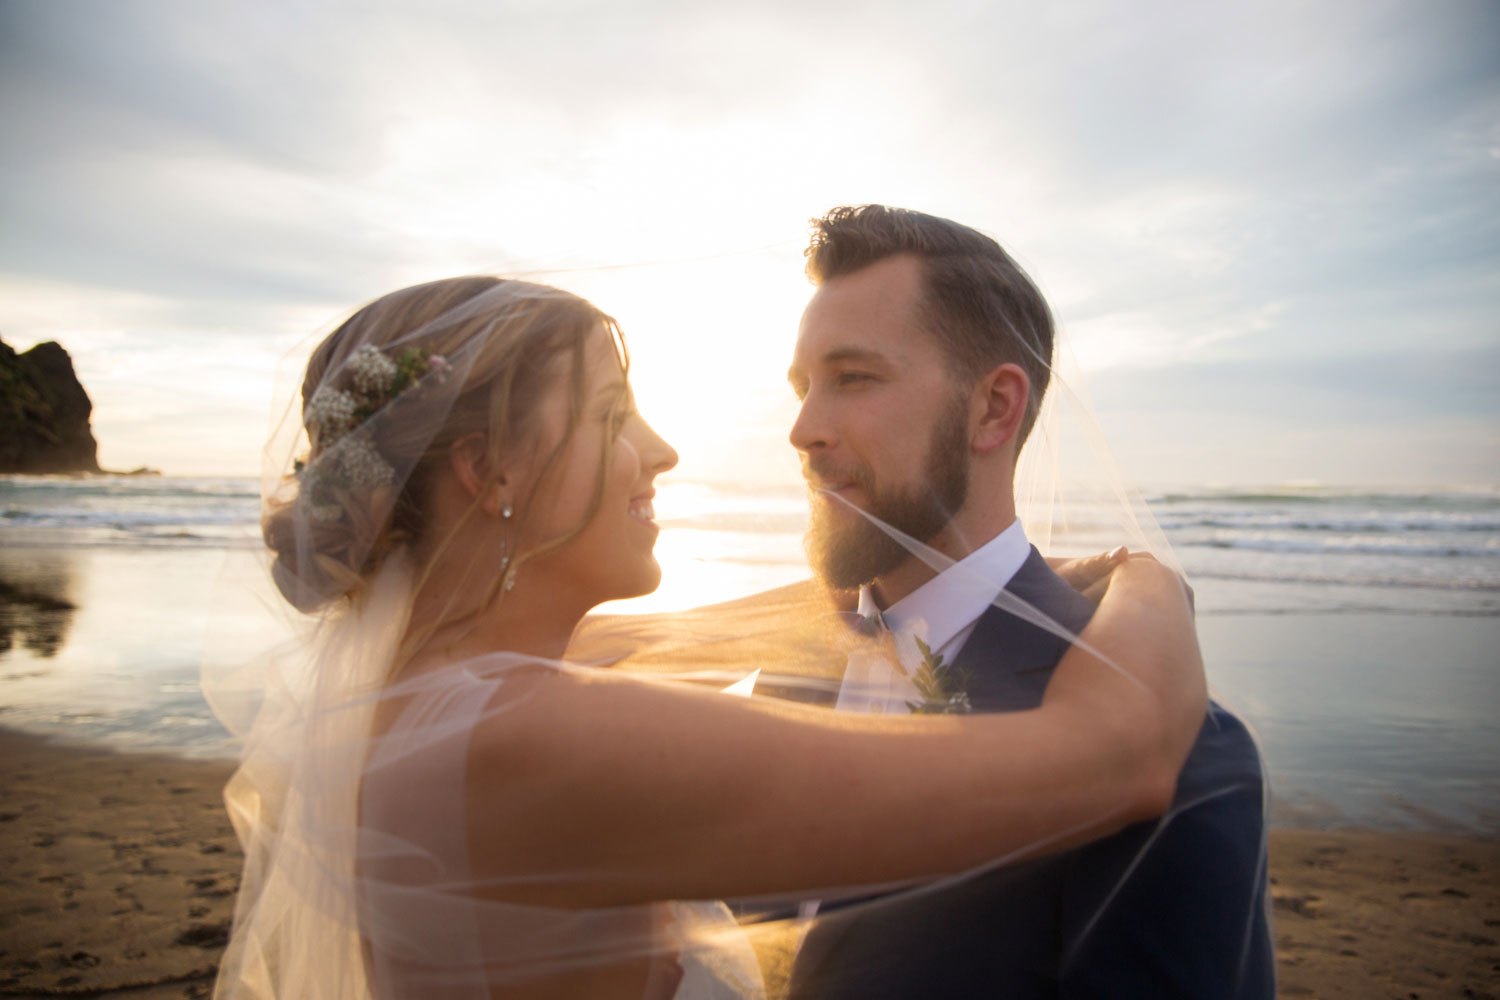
[466, 556, 1204, 908]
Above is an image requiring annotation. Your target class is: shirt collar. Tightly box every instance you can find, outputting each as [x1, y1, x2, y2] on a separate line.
[858, 519, 1031, 651]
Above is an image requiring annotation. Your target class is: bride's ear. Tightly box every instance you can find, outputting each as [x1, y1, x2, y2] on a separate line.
[449, 433, 514, 518]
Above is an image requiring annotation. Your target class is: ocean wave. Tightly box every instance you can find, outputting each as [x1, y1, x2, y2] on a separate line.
[1184, 537, 1498, 559]
[1153, 489, 1500, 506]
[1159, 515, 1500, 533]
[0, 476, 262, 548]
[0, 524, 260, 550]
[1157, 491, 1332, 505]
[0, 476, 259, 501]
[1, 508, 256, 528]
[1185, 567, 1500, 593]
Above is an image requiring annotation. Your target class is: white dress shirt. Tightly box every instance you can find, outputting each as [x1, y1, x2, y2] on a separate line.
[834, 519, 1032, 715]
[795, 520, 1034, 923]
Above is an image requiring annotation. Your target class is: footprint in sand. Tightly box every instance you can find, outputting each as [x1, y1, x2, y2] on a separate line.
[174, 921, 230, 949]
[1273, 892, 1322, 918]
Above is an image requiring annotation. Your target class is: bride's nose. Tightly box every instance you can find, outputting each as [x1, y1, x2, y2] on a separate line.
[639, 419, 678, 476]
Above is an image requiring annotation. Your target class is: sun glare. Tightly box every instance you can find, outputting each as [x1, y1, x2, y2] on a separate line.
[557, 250, 813, 489]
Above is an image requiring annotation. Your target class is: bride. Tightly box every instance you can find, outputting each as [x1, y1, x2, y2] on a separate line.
[208, 275, 1206, 999]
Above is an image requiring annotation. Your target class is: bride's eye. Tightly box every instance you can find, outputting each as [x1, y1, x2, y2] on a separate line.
[607, 401, 635, 435]
[610, 387, 638, 435]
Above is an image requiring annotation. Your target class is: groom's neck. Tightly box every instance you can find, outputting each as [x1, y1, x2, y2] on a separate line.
[869, 495, 1018, 609]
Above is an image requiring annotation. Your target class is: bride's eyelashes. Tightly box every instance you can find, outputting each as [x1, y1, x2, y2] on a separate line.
[595, 384, 637, 437]
[604, 401, 635, 436]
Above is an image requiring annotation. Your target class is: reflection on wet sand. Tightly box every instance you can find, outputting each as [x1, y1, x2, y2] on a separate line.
[0, 560, 77, 658]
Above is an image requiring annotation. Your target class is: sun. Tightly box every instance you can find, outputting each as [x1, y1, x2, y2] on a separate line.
[549, 249, 811, 489]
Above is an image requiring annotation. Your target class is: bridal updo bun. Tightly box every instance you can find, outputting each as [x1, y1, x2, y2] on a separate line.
[263, 276, 619, 613]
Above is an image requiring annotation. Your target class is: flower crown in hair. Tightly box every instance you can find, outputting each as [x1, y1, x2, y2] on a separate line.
[297, 344, 449, 521]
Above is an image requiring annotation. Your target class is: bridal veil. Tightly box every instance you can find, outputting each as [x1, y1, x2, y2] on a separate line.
[202, 262, 1270, 998]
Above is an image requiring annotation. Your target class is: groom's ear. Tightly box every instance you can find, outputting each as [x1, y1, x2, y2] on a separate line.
[970, 363, 1030, 455]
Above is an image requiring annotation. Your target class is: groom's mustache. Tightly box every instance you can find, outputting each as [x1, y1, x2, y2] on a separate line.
[802, 457, 875, 496]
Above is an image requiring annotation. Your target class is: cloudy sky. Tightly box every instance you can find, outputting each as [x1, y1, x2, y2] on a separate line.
[2, 0, 1496, 486]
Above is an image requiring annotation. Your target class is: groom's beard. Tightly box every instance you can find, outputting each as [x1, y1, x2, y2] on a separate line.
[804, 397, 970, 591]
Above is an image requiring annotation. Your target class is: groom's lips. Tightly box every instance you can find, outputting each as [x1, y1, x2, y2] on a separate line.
[805, 460, 869, 504]
[806, 477, 859, 501]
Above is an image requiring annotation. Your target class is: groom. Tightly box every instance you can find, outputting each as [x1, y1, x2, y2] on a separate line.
[772, 205, 1275, 998]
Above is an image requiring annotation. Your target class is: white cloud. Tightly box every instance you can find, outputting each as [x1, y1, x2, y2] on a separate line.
[0, 0, 1495, 482]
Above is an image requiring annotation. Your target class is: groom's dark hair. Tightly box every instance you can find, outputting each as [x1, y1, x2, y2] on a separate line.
[805, 204, 1054, 444]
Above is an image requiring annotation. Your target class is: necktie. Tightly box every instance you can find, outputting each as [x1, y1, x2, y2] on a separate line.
[853, 608, 888, 637]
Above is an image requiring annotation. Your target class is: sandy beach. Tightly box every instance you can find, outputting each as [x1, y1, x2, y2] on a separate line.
[1, 729, 1495, 999]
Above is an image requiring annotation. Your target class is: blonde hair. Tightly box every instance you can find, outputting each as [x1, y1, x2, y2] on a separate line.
[263, 276, 629, 634]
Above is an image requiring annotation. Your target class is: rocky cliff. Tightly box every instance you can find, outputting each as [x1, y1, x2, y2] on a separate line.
[0, 337, 104, 475]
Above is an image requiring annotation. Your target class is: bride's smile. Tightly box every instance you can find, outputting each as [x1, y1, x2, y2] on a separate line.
[522, 323, 677, 607]
[627, 492, 657, 525]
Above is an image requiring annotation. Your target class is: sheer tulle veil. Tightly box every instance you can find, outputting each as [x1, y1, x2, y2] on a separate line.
[202, 224, 1269, 998]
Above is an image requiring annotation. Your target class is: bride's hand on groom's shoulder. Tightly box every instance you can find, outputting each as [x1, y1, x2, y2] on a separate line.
[1051, 547, 1196, 612]
[1049, 546, 1131, 602]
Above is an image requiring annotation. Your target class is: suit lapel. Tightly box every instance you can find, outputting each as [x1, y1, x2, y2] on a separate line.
[952, 548, 1096, 713]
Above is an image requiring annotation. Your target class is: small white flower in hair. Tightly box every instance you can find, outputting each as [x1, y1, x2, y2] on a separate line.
[296, 344, 437, 521]
[348, 344, 399, 395]
[336, 434, 396, 488]
[310, 502, 344, 522]
[307, 387, 358, 439]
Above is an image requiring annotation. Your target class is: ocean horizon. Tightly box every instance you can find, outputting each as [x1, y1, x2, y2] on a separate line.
[2, 473, 1497, 833]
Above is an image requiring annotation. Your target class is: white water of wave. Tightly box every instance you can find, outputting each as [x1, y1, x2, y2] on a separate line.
[3, 477, 1497, 614]
[0, 476, 262, 549]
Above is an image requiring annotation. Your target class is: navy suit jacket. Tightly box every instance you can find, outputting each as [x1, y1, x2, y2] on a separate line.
[786, 549, 1276, 999]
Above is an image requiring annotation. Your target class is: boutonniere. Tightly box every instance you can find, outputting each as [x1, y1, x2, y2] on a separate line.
[905, 636, 974, 715]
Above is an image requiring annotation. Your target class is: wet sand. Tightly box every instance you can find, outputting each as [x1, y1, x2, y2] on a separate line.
[1, 728, 1496, 999]
[0, 731, 237, 1000]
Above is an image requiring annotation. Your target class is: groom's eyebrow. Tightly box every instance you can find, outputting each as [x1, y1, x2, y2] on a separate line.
[822, 346, 888, 365]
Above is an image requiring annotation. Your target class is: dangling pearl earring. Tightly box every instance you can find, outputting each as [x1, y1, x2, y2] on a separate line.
[499, 503, 517, 592]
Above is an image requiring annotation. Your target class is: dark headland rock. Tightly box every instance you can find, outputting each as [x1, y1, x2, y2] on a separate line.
[0, 336, 105, 475]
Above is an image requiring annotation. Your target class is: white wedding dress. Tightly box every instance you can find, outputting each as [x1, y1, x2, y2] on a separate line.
[211, 548, 769, 1000]
[359, 663, 768, 1000]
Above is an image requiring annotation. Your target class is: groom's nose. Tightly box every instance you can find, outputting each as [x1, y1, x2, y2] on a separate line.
[789, 394, 833, 454]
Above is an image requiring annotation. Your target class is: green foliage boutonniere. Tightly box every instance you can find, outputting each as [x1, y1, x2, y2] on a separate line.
[905, 636, 974, 714]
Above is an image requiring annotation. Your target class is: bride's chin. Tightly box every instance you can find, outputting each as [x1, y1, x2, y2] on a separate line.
[630, 560, 664, 597]
[588, 560, 663, 606]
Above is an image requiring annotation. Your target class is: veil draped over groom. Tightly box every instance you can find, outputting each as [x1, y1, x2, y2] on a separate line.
[583, 206, 1273, 999]
[204, 207, 1273, 999]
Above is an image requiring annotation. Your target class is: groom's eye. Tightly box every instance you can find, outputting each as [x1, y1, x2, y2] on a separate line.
[836, 371, 875, 387]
